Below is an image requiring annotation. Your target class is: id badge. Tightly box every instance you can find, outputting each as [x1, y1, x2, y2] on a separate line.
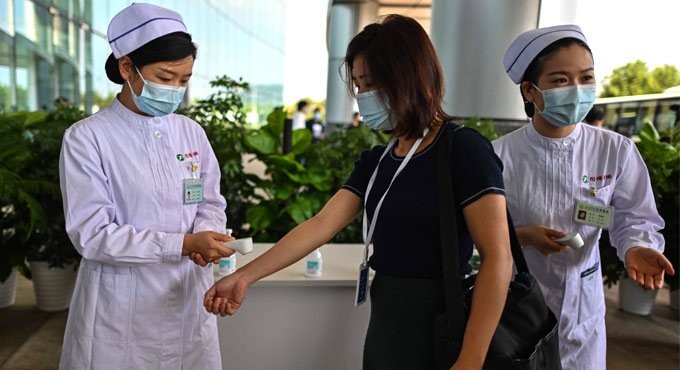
[574, 201, 614, 229]
[183, 178, 204, 204]
[354, 262, 369, 307]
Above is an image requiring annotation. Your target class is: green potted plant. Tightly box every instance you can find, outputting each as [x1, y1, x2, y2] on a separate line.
[636, 122, 680, 309]
[0, 111, 53, 308]
[243, 107, 387, 242]
[600, 122, 680, 314]
[21, 105, 85, 311]
[179, 76, 257, 238]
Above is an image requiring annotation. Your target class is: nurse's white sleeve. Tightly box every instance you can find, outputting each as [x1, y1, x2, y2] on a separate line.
[59, 126, 183, 266]
[192, 133, 227, 233]
[609, 140, 665, 262]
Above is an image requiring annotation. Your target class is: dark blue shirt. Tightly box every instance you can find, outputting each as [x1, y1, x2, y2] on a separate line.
[343, 122, 505, 278]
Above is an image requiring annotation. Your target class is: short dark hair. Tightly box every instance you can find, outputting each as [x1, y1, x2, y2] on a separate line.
[584, 106, 605, 123]
[297, 100, 309, 112]
[105, 32, 197, 84]
[343, 14, 452, 139]
[520, 38, 592, 117]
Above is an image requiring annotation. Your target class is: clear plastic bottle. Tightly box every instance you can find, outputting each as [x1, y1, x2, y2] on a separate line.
[304, 248, 323, 278]
[218, 228, 236, 275]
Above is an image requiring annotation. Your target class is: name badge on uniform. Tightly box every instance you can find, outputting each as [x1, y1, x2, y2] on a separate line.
[574, 201, 614, 229]
[354, 262, 369, 307]
[183, 178, 204, 204]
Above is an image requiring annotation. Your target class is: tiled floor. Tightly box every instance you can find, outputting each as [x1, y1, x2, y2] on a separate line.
[0, 274, 678, 369]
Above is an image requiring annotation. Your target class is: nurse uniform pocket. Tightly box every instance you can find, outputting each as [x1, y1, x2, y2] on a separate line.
[580, 184, 614, 205]
[577, 262, 604, 325]
[93, 264, 133, 341]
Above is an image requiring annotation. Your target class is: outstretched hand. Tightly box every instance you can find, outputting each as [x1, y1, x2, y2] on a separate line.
[517, 225, 570, 256]
[204, 273, 250, 316]
[625, 247, 675, 290]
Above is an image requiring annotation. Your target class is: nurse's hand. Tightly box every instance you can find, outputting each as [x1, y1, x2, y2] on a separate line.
[204, 273, 250, 316]
[625, 247, 675, 290]
[188, 253, 223, 267]
[183, 231, 235, 266]
[516, 225, 570, 256]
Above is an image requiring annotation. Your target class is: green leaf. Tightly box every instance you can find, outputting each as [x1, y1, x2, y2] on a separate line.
[265, 108, 286, 137]
[290, 129, 312, 154]
[285, 196, 320, 225]
[638, 121, 660, 143]
[17, 190, 47, 240]
[268, 154, 305, 172]
[287, 168, 334, 191]
[245, 132, 278, 155]
[245, 204, 279, 230]
[272, 184, 294, 200]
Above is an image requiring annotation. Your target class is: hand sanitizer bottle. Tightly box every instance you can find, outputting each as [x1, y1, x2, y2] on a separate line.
[218, 228, 236, 275]
[305, 248, 323, 278]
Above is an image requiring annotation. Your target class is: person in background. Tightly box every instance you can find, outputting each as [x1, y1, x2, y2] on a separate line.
[584, 105, 606, 128]
[292, 99, 309, 130]
[493, 24, 673, 369]
[58, 4, 234, 369]
[203, 14, 512, 369]
[306, 107, 325, 142]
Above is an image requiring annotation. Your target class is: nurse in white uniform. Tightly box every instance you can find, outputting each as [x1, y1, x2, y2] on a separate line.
[493, 25, 674, 369]
[58, 4, 234, 369]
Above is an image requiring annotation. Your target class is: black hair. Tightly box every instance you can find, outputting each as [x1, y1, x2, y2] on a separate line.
[584, 106, 605, 123]
[520, 38, 592, 117]
[343, 15, 452, 139]
[297, 100, 309, 112]
[105, 32, 197, 84]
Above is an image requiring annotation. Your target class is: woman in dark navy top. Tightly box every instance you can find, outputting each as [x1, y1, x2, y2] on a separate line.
[205, 15, 513, 369]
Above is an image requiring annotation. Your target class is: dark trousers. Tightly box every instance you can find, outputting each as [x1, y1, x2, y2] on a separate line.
[363, 273, 447, 370]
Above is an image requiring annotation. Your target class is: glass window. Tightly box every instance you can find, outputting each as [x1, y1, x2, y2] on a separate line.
[655, 100, 680, 132]
[14, 39, 32, 110]
[35, 2, 52, 53]
[638, 102, 656, 127]
[36, 56, 53, 110]
[90, 35, 118, 111]
[0, 0, 13, 35]
[13, 0, 28, 39]
[54, 13, 69, 54]
[57, 57, 77, 104]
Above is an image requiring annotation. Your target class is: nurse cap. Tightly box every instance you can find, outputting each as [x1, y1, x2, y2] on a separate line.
[503, 24, 587, 84]
[107, 3, 187, 59]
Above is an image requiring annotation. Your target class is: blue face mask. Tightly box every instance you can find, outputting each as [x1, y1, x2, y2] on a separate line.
[356, 90, 393, 131]
[533, 84, 596, 127]
[128, 67, 187, 117]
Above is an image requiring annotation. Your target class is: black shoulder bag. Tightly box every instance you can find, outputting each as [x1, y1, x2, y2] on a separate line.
[433, 129, 562, 370]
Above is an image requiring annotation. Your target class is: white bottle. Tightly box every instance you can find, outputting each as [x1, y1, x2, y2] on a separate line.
[305, 248, 323, 278]
[218, 229, 236, 275]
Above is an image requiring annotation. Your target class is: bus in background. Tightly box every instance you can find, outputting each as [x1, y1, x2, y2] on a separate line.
[593, 86, 680, 137]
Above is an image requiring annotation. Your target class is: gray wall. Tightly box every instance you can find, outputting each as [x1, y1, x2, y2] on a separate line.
[431, 0, 541, 127]
[325, 0, 378, 127]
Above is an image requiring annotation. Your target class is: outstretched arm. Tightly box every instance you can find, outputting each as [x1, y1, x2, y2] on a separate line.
[204, 189, 363, 315]
[625, 246, 674, 290]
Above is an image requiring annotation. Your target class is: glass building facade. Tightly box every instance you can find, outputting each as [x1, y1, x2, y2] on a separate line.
[0, 0, 289, 117]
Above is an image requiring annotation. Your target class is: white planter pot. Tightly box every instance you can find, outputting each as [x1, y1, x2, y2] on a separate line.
[0, 269, 18, 309]
[29, 261, 77, 312]
[670, 289, 679, 311]
[619, 277, 659, 316]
